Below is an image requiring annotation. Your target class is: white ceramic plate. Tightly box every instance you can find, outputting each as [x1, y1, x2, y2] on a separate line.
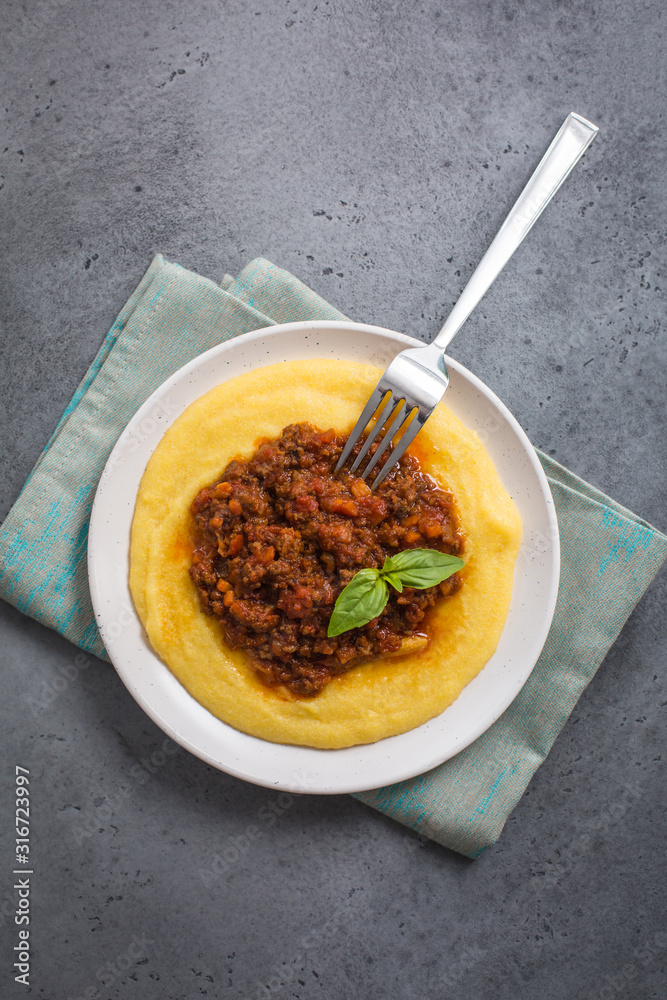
[88, 321, 559, 794]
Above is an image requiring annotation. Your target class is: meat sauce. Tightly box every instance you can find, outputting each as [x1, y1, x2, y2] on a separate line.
[189, 423, 464, 695]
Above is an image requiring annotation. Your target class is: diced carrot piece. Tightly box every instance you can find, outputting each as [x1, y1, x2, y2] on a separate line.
[229, 533, 244, 555]
[421, 520, 443, 538]
[350, 479, 372, 498]
[332, 498, 359, 516]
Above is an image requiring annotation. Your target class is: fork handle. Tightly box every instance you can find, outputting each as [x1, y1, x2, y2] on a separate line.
[433, 112, 599, 351]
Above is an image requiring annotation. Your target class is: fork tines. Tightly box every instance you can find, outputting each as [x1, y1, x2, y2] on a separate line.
[335, 386, 424, 489]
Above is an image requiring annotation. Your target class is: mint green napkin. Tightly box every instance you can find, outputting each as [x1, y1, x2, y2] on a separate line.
[1, 254, 665, 857]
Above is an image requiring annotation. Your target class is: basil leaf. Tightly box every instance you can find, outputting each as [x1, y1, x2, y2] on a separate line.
[327, 570, 389, 637]
[388, 548, 464, 589]
[326, 548, 465, 637]
[381, 571, 404, 593]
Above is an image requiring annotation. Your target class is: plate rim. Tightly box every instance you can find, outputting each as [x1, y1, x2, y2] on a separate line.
[88, 319, 560, 794]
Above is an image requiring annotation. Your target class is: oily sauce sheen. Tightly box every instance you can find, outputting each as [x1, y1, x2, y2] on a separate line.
[189, 423, 464, 695]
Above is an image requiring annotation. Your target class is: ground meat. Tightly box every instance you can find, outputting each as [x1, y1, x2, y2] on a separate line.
[189, 423, 464, 695]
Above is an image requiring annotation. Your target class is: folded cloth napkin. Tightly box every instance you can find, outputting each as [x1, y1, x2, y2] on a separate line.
[1, 254, 665, 858]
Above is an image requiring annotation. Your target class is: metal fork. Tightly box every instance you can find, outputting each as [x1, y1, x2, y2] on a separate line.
[336, 112, 599, 488]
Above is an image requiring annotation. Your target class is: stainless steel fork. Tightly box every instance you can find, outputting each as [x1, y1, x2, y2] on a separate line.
[336, 111, 599, 488]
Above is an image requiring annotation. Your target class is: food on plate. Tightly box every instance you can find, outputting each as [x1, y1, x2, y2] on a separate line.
[188, 422, 465, 695]
[129, 359, 522, 748]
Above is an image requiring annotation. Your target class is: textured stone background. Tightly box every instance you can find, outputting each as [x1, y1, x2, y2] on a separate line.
[1, 1, 665, 998]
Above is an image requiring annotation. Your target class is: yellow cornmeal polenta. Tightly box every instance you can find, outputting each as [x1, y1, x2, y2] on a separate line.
[130, 359, 522, 748]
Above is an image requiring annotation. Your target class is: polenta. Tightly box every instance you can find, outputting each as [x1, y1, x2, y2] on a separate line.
[129, 359, 522, 748]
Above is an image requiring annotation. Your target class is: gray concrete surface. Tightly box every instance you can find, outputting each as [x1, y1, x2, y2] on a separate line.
[1, 1, 665, 998]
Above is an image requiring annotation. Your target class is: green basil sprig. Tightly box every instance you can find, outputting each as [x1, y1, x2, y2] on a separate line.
[327, 549, 464, 637]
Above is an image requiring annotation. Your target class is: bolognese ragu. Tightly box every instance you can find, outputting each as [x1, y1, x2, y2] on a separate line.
[189, 423, 465, 695]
